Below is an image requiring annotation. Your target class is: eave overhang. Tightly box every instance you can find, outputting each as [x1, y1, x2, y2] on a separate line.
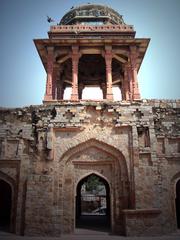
[34, 37, 150, 73]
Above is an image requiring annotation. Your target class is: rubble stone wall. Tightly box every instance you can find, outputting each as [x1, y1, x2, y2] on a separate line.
[0, 99, 179, 236]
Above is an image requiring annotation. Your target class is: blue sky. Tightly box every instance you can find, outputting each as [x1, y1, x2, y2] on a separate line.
[0, 0, 180, 107]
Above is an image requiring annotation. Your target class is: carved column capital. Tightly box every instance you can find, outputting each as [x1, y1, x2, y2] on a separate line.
[105, 47, 113, 62]
[71, 46, 81, 72]
[71, 45, 81, 58]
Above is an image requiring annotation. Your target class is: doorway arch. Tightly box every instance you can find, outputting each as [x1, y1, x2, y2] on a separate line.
[76, 173, 111, 231]
[0, 179, 12, 232]
[60, 138, 129, 234]
[176, 179, 180, 228]
[0, 171, 16, 233]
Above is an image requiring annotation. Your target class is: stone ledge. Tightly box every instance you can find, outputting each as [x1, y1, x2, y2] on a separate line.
[123, 208, 162, 236]
[123, 208, 161, 215]
[1, 99, 180, 111]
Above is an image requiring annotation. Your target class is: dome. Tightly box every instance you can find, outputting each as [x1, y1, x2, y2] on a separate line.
[60, 4, 125, 25]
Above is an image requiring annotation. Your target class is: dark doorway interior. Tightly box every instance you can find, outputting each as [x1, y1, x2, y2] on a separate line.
[0, 179, 12, 232]
[176, 179, 180, 228]
[76, 174, 110, 232]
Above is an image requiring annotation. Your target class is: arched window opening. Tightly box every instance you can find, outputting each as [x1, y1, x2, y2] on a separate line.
[176, 179, 180, 228]
[76, 174, 110, 231]
[82, 87, 103, 100]
[0, 179, 12, 232]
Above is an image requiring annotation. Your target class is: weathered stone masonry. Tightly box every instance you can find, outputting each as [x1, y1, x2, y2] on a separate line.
[0, 99, 179, 236]
[0, 3, 180, 237]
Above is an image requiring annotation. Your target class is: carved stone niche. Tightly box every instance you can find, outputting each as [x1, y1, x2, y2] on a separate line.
[137, 126, 150, 148]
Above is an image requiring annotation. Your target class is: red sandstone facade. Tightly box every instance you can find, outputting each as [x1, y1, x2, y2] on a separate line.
[35, 14, 146, 102]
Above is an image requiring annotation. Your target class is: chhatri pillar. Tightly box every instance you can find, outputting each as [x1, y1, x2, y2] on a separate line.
[122, 63, 132, 101]
[129, 46, 141, 100]
[44, 47, 54, 101]
[52, 63, 59, 100]
[105, 46, 113, 100]
[71, 46, 80, 101]
[56, 66, 64, 100]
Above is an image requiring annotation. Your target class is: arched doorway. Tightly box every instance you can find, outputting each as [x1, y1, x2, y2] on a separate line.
[176, 179, 180, 228]
[76, 173, 111, 232]
[60, 139, 129, 234]
[0, 179, 12, 232]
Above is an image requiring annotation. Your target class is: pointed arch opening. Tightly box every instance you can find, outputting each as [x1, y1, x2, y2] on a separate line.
[176, 179, 180, 228]
[76, 173, 111, 232]
[60, 138, 130, 234]
[0, 179, 12, 232]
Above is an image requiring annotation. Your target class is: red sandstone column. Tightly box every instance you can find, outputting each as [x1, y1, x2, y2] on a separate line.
[129, 46, 141, 100]
[71, 46, 80, 101]
[122, 63, 131, 101]
[56, 66, 64, 100]
[52, 64, 59, 100]
[105, 46, 113, 100]
[44, 47, 54, 101]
